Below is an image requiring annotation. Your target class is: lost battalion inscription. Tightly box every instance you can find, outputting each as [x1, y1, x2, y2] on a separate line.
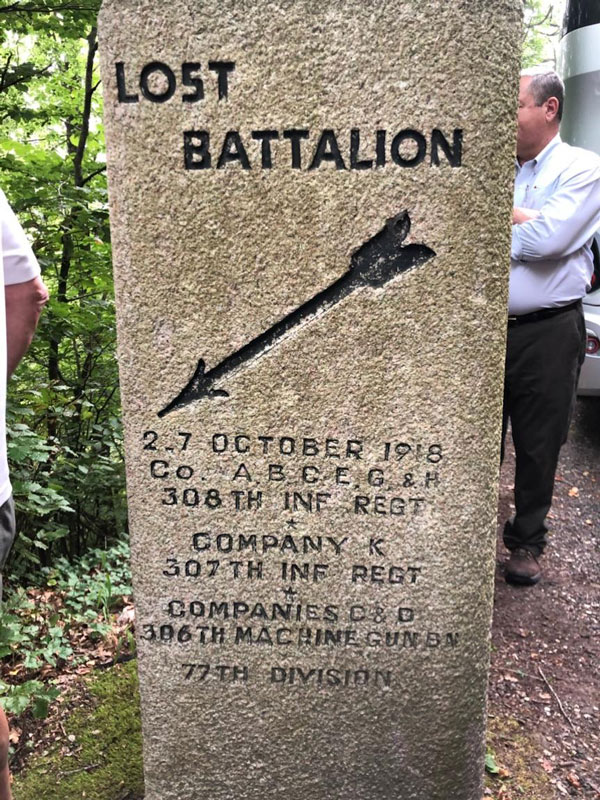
[114, 59, 463, 172]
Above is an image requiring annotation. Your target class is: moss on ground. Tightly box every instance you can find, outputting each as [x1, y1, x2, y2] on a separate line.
[12, 660, 144, 800]
[485, 717, 554, 800]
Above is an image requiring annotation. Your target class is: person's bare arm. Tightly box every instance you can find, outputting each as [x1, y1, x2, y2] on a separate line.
[513, 207, 541, 225]
[4, 276, 49, 377]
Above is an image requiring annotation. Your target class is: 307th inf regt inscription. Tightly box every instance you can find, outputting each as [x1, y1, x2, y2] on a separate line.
[99, 2, 522, 799]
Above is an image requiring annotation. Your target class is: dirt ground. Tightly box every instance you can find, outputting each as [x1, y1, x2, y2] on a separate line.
[490, 396, 600, 799]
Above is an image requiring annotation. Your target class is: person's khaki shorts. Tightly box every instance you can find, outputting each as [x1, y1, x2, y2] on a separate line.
[0, 496, 16, 602]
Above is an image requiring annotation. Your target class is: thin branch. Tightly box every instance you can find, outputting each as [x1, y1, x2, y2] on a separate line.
[73, 26, 97, 186]
[64, 331, 82, 376]
[94, 386, 118, 423]
[63, 288, 108, 302]
[0, 59, 53, 94]
[524, 6, 554, 32]
[58, 763, 101, 777]
[537, 666, 576, 731]
[491, 666, 544, 682]
[81, 165, 106, 186]
[0, 53, 12, 91]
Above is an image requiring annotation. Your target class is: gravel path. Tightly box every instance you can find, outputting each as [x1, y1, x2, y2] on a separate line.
[490, 397, 600, 799]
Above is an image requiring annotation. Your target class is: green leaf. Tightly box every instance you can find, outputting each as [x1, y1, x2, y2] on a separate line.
[485, 752, 500, 775]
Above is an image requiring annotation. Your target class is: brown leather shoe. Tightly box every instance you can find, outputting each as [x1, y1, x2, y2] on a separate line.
[505, 548, 541, 585]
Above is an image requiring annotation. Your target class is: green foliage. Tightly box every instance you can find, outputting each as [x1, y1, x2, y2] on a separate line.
[0, 680, 59, 719]
[522, 0, 562, 68]
[42, 538, 132, 619]
[12, 660, 144, 800]
[485, 750, 501, 775]
[1, 1, 127, 574]
[0, 539, 132, 717]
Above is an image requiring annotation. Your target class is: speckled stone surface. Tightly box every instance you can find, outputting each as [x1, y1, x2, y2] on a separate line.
[99, 2, 522, 798]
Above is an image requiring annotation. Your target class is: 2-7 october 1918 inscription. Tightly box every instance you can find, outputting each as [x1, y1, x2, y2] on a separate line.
[141, 428, 444, 516]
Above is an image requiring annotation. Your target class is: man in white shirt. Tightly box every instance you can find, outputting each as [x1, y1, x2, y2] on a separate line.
[0, 189, 48, 800]
[504, 67, 600, 585]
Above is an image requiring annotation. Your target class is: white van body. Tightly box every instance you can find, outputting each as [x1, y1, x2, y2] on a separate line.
[559, 1, 600, 395]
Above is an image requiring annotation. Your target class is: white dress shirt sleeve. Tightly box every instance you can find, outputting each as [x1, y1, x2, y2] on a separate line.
[511, 157, 600, 262]
[1, 189, 41, 285]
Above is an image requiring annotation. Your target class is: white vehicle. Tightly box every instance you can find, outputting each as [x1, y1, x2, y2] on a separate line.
[559, 0, 600, 395]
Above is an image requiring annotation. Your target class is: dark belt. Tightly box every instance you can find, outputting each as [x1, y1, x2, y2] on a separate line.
[507, 299, 581, 327]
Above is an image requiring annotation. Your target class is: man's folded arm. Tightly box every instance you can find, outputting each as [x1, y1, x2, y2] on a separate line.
[513, 207, 540, 225]
[512, 166, 600, 261]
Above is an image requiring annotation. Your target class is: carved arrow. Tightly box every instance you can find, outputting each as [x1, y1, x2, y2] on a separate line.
[158, 211, 435, 417]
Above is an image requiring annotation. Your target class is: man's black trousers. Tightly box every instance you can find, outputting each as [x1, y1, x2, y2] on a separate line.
[502, 304, 586, 555]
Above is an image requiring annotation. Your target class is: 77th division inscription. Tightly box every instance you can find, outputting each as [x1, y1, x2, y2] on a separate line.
[99, 2, 522, 799]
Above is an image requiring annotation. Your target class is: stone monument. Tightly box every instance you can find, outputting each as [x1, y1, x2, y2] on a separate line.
[99, 2, 522, 798]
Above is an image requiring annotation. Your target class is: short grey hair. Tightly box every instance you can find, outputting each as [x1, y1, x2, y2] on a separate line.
[521, 67, 564, 120]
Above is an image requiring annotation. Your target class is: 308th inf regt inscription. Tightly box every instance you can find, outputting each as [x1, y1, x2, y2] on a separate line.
[99, 2, 522, 798]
